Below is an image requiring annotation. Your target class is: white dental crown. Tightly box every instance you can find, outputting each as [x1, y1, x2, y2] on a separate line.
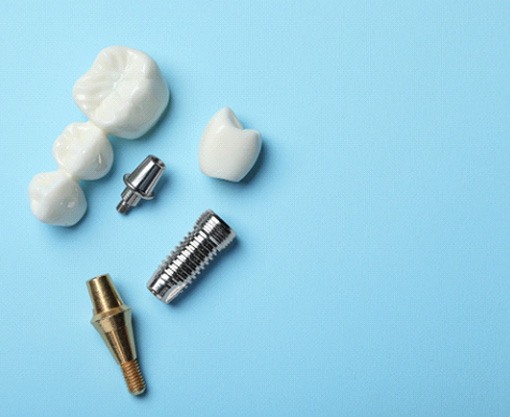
[199, 107, 261, 182]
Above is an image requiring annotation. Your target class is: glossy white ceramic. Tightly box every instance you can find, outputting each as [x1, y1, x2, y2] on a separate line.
[53, 121, 113, 180]
[73, 46, 169, 139]
[199, 107, 261, 182]
[29, 170, 87, 227]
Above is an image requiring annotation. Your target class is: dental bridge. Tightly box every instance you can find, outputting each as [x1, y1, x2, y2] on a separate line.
[29, 46, 170, 226]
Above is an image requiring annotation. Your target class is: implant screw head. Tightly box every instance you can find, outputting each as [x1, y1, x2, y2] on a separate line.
[147, 210, 236, 303]
[87, 274, 146, 395]
[117, 155, 165, 214]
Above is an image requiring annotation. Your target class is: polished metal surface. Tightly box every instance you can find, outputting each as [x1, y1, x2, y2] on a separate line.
[117, 155, 165, 214]
[87, 274, 146, 395]
[147, 210, 236, 303]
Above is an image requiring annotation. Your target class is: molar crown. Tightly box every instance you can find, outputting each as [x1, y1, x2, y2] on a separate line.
[73, 46, 169, 139]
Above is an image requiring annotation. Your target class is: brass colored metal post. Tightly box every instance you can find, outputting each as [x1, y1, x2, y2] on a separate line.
[86, 274, 146, 395]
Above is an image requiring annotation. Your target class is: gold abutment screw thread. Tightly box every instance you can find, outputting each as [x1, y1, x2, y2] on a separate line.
[86, 274, 146, 396]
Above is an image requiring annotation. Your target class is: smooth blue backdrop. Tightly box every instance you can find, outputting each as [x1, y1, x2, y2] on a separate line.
[1, 1, 509, 416]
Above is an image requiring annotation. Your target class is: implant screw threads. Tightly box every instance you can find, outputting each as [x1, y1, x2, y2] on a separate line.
[121, 360, 146, 395]
[147, 210, 236, 303]
[117, 155, 165, 214]
[86, 274, 146, 396]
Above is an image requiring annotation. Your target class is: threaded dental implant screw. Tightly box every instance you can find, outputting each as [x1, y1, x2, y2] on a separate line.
[147, 210, 236, 303]
[86, 274, 146, 395]
[117, 155, 165, 214]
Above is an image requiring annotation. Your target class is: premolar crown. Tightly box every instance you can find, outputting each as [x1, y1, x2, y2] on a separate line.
[53, 121, 113, 180]
[199, 107, 261, 182]
[29, 46, 169, 226]
[29, 170, 87, 227]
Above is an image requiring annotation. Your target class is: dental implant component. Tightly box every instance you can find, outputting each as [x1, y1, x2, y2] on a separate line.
[87, 274, 146, 396]
[147, 210, 236, 303]
[117, 155, 166, 214]
[53, 121, 114, 180]
[73, 46, 169, 139]
[199, 107, 261, 182]
[29, 46, 169, 226]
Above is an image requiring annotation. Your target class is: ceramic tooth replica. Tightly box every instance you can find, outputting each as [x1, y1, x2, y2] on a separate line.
[29, 46, 169, 226]
[73, 46, 169, 139]
[199, 107, 261, 182]
[29, 171, 87, 227]
[53, 122, 113, 180]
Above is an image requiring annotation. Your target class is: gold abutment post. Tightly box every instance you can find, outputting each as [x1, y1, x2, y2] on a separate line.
[86, 274, 146, 395]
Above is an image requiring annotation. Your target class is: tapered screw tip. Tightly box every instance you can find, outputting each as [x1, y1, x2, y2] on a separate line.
[121, 359, 146, 396]
[116, 200, 131, 214]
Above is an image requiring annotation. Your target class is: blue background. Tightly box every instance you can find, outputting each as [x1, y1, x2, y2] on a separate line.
[1, 1, 509, 416]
